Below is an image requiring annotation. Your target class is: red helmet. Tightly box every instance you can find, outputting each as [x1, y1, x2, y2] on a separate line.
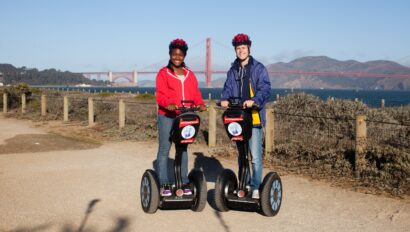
[169, 38, 188, 55]
[232, 33, 252, 47]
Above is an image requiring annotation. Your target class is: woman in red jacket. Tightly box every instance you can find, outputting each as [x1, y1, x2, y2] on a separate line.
[156, 38, 205, 197]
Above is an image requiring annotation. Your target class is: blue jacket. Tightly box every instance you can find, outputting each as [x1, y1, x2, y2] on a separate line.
[221, 56, 271, 127]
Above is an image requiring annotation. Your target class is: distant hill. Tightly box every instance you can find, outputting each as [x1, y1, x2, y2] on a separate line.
[211, 56, 410, 90]
[0, 64, 107, 86]
[264, 56, 410, 90]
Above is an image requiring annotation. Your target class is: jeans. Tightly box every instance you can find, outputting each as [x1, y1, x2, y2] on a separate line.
[156, 114, 189, 185]
[238, 127, 263, 189]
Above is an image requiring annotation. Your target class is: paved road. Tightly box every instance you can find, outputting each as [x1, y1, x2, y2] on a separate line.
[0, 115, 409, 232]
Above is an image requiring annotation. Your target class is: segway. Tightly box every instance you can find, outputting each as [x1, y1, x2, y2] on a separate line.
[214, 98, 282, 216]
[140, 100, 207, 213]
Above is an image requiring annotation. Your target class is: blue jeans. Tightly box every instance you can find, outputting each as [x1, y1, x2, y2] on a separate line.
[238, 127, 263, 189]
[156, 114, 189, 185]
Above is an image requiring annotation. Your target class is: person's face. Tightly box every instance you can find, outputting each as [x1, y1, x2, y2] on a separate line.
[235, 45, 250, 61]
[170, 48, 185, 67]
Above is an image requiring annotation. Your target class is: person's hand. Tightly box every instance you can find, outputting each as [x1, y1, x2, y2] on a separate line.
[165, 103, 178, 111]
[198, 104, 207, 112]
[221, 100, 229, 108]
[243, 100, 254, 108]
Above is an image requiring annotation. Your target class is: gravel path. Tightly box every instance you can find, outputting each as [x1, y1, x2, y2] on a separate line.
[0, 115, 409, 232]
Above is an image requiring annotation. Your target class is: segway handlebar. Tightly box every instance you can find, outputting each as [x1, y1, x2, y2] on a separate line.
[177, 100, 205, 113]
[216, 100, 259, 110]
[177, 106, 201, 112]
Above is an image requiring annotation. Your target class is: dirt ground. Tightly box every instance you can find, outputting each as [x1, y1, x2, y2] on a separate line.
[0, 114, 409, 232]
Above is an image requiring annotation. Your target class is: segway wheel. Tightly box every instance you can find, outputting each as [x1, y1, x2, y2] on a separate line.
[214, 169, 237, 212]
[189, 169, 207, 212]
[260, 172, 282, 217]
[140, 169, 160, 214]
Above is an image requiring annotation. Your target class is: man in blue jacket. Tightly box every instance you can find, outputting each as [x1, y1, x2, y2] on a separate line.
[220, 33, 271, 199]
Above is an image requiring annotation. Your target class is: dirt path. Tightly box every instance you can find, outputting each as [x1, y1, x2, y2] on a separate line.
[0, 115, 409, 232]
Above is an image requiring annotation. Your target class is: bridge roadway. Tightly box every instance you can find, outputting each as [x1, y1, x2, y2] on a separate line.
[0, 115, 409, 232]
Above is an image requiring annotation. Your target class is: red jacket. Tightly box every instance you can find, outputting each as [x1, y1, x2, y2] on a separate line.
[156, 67, 204, 117]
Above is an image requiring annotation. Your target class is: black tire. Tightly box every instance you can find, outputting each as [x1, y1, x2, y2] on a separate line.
[189, 169, 207, 212]
[140, 169, 160, 214]
[260, 172, 283, 217]
[214, 169, 237, 212]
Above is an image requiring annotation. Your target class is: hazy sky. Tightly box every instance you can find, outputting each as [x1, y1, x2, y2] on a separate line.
[1, 0, 410, 73]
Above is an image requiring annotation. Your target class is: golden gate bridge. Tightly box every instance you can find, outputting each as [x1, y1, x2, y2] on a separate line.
[80, 38, 410, 87]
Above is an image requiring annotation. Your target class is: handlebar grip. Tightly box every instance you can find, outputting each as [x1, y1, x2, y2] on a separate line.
[251, 103, 260, 109]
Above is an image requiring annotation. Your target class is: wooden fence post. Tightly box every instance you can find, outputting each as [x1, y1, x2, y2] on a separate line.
[3, 93, 7, 113]
[88, 97, 94, 126]
[119, 99, 125, 129]
[63, 96, 69, 122]
[265, 107, 274, 155]
[355, 115, 367, 178]
[41, 94, 46, 116]
[21, 93, 26, 113]
[208, 100, 217, 147]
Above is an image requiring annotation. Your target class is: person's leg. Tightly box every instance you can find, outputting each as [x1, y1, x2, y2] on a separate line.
[181, 147, 189, 184]
[156, 114, 174, 186]
[249, 127, 263, 190]
[180, 145, 193, 195]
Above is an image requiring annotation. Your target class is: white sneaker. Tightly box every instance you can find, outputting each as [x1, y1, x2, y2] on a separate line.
[252, 189, 260, 199]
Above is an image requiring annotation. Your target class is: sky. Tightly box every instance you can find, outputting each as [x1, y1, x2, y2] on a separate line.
[1, 0, 410, 74]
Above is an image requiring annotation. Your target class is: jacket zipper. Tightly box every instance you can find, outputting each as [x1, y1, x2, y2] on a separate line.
[181, 79, 185, 104]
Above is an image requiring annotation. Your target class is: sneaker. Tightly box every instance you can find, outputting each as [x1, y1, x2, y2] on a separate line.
[160, 186, 172, 197]
[183, 186, 192, 196]
[252, 189, 260, 199]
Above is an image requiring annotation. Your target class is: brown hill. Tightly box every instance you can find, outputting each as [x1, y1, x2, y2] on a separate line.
[265, 56, 410, 90]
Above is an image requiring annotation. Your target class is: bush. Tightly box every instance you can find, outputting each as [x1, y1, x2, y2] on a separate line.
[97, 92, 114, 97]
[271, 93, 410, 195]
[0, 83, 35, 109]
[135, 93, 155, 100]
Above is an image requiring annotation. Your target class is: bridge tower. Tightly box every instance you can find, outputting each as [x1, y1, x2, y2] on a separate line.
[133, 70, 138, 86]
[108, 71, 113, 82]
[205, 38, 212, 88]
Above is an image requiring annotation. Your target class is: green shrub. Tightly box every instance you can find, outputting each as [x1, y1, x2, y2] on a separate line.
[135, 93, 155, 100]
[97, 92, 114, 97]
